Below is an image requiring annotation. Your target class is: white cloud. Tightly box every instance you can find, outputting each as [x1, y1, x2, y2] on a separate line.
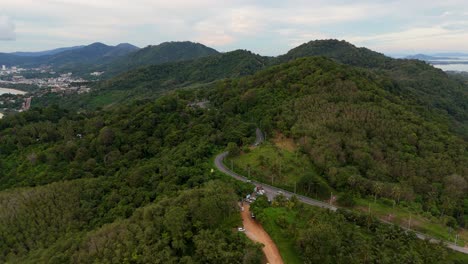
[346, 25, 468, 52]
[2, 0, 468, 53]
[0, 15, 15, 40]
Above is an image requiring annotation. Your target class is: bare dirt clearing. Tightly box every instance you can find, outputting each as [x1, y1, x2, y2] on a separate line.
[241, 204, 284, 264]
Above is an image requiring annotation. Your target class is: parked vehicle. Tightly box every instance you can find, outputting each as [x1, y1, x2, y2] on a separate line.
[238, 227, 245, 232]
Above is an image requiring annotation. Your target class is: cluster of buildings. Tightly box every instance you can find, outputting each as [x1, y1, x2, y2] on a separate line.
[0, 65, 93, 116]
[0, 70, 91, 95]
[0, 65, 22, 76]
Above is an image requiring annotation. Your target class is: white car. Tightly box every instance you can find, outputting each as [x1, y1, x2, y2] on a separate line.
[238, 227, 245, 232]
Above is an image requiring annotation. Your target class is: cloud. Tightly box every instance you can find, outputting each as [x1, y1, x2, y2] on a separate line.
[2, 0, 468, 53]
[345, 24, 468, 52]
[0, 15, 15, 40]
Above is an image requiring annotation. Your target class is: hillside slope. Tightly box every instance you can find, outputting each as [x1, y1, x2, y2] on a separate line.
[0, 56, 465, 262]
[277, 40, 468, 136]
[0, 43, 139, 70]
[35, 49, 268, 109]
[98, 41, 219, 76]
[210, 57, 467, 227]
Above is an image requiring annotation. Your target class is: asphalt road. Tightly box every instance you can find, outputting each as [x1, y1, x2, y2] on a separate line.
[214, 129, 468, 255]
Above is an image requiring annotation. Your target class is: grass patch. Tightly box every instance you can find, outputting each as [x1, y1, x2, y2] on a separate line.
[227, 142, 332, 199]
[448, 250, 468, 263]
[222, 137, 468, 251]
[225, 141, 468, 248]
[355, 198, 467, 247]
[259, 207, 303, 264]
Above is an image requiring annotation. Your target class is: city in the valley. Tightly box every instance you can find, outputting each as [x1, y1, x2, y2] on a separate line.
[0, 64, 93, 117]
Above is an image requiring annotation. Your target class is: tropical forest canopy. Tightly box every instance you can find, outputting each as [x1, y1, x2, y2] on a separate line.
[0, 39, 467, 263]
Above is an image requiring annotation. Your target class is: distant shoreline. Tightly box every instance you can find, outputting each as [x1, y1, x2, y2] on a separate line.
[0, 88, 27, 95]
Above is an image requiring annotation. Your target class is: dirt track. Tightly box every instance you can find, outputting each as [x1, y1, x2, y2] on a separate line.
[241, 204, 284, 264]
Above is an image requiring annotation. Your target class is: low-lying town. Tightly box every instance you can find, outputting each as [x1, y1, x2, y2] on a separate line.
[0, 65, 93, 116]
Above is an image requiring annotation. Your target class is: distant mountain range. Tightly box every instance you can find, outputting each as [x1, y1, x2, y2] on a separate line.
[10, 46, 85, 57]
[38, 39, 465, 138]
[432, 52, 468, 57]
[404, 53, 468, 66]
[0, 41, 220, 77]
[405, 54, 457, 61]
[0, 42, 139, 70]
[95, 41, 219, 76]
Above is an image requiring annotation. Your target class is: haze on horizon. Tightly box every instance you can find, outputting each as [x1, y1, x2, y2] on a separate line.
[1, 0, 468, 56]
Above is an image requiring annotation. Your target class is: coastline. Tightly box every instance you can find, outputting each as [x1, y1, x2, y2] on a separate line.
[0, 88, 27, 95]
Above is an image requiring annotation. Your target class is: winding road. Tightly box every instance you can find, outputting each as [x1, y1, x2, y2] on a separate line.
[214, 129, 468, 255]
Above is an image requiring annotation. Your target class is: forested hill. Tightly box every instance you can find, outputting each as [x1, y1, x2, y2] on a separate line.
[0, 55, 466, 262]
[0, 42, 139, 70]
[276, 39, 393, 68]
[100, 49, 266, 89]
[34, 40, 467, 137]
[209, 56, 467, 228]
[34, 49, 268, 109]
[276, 40, 468, 135]
[97, 41, 220, 77]
[0, 96, 261, 263]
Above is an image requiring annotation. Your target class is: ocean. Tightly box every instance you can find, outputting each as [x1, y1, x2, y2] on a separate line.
[430, 56, 468, 72]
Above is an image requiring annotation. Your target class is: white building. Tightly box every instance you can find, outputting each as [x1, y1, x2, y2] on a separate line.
[1, 65, 5, 71]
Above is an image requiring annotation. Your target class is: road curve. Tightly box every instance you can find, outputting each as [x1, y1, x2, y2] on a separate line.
[215, 151, 336, 211]
[214, 130, 468, 255]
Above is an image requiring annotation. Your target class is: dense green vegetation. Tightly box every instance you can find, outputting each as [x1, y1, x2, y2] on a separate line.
[1, 40, 467, 262]
[34, 49, 267, 110]
[2, 180, 262, 263]
[227, 142, 332, 199]
[277, 40, 468, 138]
[228, 142, 468, 245]
[35, 40, 467, 140]
[251, 195, 465, 263]
[210, 57, 467, 229]
[97, 41, 219, 77]
[0, 93, 262, 262]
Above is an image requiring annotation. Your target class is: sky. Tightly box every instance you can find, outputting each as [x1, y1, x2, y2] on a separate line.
[1, 0, 468, 56]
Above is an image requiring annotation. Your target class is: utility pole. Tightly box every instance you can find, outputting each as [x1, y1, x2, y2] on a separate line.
[408, 213, 412, 230]
[279, 161, 282, 178]
[330, 192, 333, 205]
[455, 233, 459, 246]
